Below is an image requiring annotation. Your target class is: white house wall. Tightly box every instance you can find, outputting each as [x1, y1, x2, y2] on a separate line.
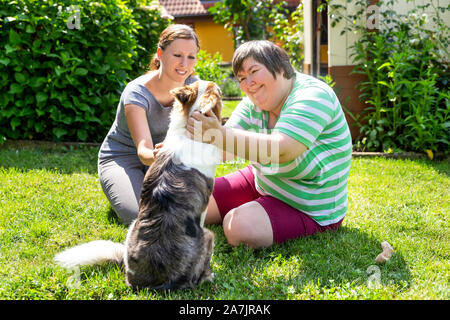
[379, 0, 450, 35]
[327, 0, 366, 67]
[327, 0, 450, 66]
[303, 0, 313, 67]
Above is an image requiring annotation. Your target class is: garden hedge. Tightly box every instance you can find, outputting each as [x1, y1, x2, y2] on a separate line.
[0, 0, 169, 142]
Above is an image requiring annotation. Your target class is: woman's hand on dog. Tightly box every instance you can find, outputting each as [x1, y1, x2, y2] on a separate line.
[187, 110, 223, 145]
[138, 143, 163, 166]
[153, 143, 163, 156]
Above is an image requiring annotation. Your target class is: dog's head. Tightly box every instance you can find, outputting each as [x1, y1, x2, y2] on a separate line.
[170, 80, 222, 123]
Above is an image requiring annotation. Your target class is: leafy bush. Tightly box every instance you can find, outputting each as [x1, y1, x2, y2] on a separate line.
[194, 50, 227, 85]
[221, 77, 242, 97]
[125, 0, 170, 79]
[269, 2, 304, 70]
[209, 0, 304, 70]
[329, 0, 450, 154]
[0, 0, 169, 142]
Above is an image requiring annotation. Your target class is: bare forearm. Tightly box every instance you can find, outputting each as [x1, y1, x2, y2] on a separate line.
[136, 142, 155, 166]
[215, 127, 281, 164]
[125, 104, 156, 166]
[186, 110, 306, 164]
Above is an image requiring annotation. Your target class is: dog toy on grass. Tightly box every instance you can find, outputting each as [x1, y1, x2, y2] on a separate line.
[375, 241, 393, 263]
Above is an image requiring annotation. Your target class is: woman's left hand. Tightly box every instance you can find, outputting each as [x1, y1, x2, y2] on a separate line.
[186, 110, 223, 144]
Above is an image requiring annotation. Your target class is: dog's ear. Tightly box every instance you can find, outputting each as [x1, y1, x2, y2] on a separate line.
[200, 83, 222, 123]
[201, 101, 222, 123]
[170, 86, 196, 105]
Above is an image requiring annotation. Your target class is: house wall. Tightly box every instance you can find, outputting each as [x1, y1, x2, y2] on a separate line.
[302, 0, 365, 139]
[327, 0, 368, 139]
[323, 0, 449, 140]
[303, 0, 313, 73]
[328, 0, 449, 67]
[379, 0, 450, 35]
[194, 19, 235, 62]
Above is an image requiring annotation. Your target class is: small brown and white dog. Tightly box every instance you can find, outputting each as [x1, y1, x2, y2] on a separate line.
[54, 80, 223, 290]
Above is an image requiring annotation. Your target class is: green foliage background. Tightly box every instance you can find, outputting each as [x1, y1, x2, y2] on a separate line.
[0, 0, 169, 142]
[329, 0, 450, 154]
[209, 0, 304, 70]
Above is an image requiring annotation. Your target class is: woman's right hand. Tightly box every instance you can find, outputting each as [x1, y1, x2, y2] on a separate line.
[125, 104, 158, 166]
[153, 142, 163, 158]
[137, 146, 156, 166]
[137, 143, 163, 166]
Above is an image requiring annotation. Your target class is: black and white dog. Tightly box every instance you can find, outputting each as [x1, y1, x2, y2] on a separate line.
[55, 80, 223, 290]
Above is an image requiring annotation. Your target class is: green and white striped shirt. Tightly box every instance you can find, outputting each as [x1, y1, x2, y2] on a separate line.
[225, 72, 352, 226]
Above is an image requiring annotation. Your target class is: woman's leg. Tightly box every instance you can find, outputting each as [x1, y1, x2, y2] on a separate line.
[206, 165, 261, 225]
[207, 165, 272, 248]
[224, 195, 344, 249]
[204, 195, 222, 225]
[209, 166, 343, 248]
[98, 156, 146, 225]
[223, 201, 273, 248]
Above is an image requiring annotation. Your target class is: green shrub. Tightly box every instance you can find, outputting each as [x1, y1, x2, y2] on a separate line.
[0, 0, 169, 142]
[194, 50, 227, 85]
[125, 0, 170, 79]
[221, 77, 242, 97]
[329, 0, 450, 154]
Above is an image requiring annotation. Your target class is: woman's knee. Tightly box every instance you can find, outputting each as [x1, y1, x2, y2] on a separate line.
[222, 203, 273, 248]
[223, 208, 250, 246]
[99, 180, 138, 225]
[114, 202, 138, 226]
[98, 158, 143, 225]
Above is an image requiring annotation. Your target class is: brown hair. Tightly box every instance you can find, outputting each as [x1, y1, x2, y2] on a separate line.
[232, 40, 295, 80]
[149, 24, 200, 71]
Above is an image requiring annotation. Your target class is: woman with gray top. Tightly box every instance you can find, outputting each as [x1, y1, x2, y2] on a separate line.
[98, 24, 200, 225]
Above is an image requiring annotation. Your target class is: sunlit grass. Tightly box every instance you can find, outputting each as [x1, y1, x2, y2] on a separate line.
[0, 143, 448, 299]
[222, 100, 240, 118]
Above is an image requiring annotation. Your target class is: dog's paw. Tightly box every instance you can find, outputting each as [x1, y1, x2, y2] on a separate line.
[207, 272, 215, 282]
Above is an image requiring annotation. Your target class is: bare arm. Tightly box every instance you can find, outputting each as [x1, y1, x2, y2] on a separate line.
[124, 104, 156, 166]
[218, 126, 307, 164]
[187, 111, 307, 164]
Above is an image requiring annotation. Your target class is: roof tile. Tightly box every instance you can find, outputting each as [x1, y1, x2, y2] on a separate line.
[158, 0, 301, 18]
[158, 0, 208, 17]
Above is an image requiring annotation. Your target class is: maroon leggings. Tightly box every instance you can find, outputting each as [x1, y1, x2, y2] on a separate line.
[212, 166, 343, 243]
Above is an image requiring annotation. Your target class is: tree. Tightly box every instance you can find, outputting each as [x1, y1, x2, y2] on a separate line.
[209, 0, 304, 69]
[208, 0, 282, 47]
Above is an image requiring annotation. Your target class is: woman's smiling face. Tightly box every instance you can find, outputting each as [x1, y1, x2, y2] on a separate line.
[236, 57, 288, 114]
[158, 38, 197, 83]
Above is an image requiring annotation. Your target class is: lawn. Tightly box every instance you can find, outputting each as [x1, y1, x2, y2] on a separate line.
[221, 99, 240, 118]
[0, 142, 448, 300]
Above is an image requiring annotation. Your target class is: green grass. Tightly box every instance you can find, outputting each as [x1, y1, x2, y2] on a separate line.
[0, 143, 448, 300]
[222, 100, 240, 118]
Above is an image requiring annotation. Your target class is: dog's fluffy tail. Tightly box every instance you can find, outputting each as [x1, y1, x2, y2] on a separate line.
[54, 240, 125, 269]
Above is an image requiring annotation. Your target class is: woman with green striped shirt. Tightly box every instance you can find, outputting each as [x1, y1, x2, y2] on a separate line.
[187, 40, 352, 248]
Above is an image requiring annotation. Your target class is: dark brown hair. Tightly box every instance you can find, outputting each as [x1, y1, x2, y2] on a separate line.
[149, 24, 200, 70]
[232, 40, 295, 79]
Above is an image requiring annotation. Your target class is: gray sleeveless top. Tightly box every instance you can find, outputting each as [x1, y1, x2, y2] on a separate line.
[98, 74, 198, 161]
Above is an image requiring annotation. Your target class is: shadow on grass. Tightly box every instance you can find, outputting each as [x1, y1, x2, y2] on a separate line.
[53, 224, 411, 299]
[106, 206, 124, 226]
[209, 225, 411, 298]
[423, 158, 450, 177]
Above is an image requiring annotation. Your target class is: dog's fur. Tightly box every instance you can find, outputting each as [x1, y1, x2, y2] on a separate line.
[54, 80, 223, 290]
